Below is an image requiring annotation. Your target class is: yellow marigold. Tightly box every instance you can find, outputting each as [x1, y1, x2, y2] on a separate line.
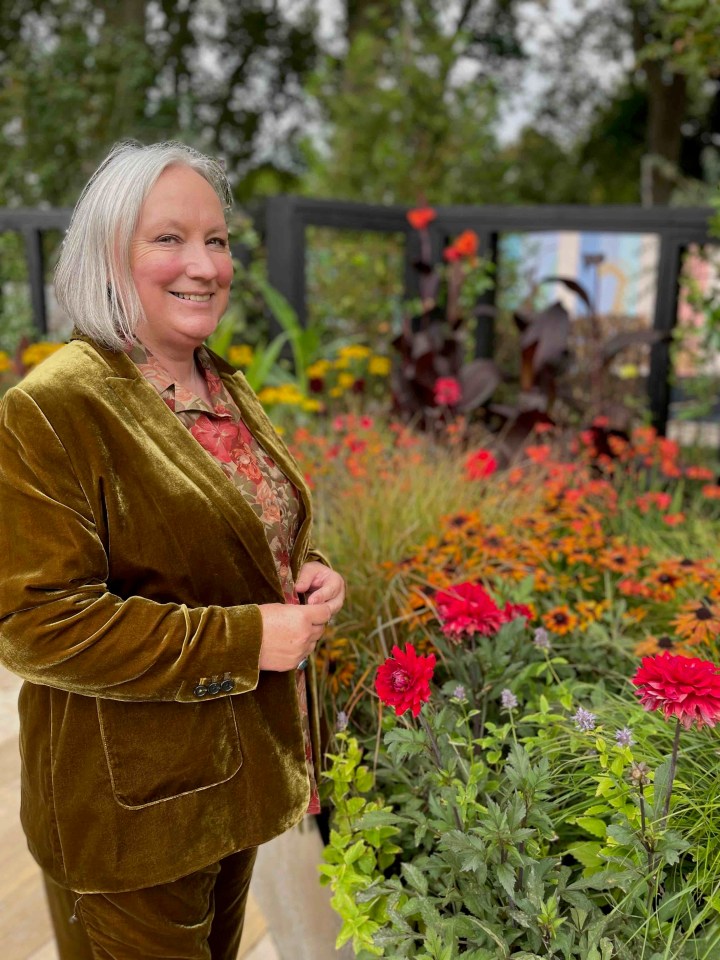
[228, 344, 254, 367]
[338, 344, 371, 360]
[22, 342, 62, 368]
[258, 387, 279, 405]
[338, 372, 354, 389]
[333, 356, 351, 369]
[368, 355, 391, 376]
[329, 386, 343, 398]
[301, 398, 322, 412]
[307, 360, 331, 378]
[275, 386, 304, 405]
[0, 350, 12, 372]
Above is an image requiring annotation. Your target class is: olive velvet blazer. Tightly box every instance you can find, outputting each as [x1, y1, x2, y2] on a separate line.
[0, 335, 325, 893]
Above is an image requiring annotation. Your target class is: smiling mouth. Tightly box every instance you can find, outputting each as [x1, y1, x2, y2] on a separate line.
[170, 292, 213, 302]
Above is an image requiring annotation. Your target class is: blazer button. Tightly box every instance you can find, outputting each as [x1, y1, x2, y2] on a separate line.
[207, 682, 222, 695]
[194, 684, 208, 698]
[220, 679, 235, 693]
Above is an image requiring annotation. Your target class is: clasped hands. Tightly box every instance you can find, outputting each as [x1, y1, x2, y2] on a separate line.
[258, 561, 346, 672]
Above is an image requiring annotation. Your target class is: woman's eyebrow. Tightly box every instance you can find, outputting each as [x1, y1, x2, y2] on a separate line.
[144, 218, 228, 234]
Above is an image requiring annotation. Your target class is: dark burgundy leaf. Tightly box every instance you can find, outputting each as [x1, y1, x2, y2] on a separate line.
[601, 328, 670, 363]
[457, 359, 502, 412]
[538, 276, 594, 314]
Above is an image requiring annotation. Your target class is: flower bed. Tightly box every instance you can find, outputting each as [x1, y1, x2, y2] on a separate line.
[291, 420, 720, 958]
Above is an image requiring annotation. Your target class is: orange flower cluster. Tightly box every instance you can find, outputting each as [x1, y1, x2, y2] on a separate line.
[292, 420, 720, 685]
[373, 433, 720, 655]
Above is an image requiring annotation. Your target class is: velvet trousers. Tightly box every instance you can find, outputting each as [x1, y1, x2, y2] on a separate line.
[43, 847, 258, 960]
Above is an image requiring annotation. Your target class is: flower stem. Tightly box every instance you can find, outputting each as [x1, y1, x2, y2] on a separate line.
[661, 718, 682, 828]
[418, 712, 464, 832]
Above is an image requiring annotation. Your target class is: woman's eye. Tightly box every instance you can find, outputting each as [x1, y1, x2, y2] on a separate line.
[156, 235, 179, 244]
[208, 237, 228, 248]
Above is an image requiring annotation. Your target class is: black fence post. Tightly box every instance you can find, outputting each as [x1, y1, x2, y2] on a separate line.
[475, 230, 499, 359]
[22, 227, 47, 336]
[265, 196, 306, 339]
[649, 233, 685, 435]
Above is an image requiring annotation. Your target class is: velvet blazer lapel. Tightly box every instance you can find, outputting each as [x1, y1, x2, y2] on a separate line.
[74, 336, 312, 600]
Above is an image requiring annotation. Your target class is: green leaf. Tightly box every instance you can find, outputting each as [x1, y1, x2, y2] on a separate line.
[401, 861, 428, 896]
[495, 861, 516, 899]
[574, 817, 607, 840]
[652, 756, 672, 821]
[566, 841, 604, 870]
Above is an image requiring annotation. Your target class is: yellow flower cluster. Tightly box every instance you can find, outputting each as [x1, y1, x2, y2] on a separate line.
[22, 342, 62, 368]
[368, 356, 391, 376]
[313, 349, 390, 377]
[0, 351, 12, 372]
[307, 360, 332, 378]
[228, 344, 254, 367]
[257, 384, 321, 412]
[338, 345, 371, 360]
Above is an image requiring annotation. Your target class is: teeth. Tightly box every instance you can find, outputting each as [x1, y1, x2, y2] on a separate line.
[172, 292, 212, 302]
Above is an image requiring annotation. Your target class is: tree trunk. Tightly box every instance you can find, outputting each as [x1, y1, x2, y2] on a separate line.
[345, 0, 399, 41]
[102, 0, 146, 30]
[644, 60, 688, 205]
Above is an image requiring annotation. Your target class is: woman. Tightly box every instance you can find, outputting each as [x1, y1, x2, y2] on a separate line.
[0, 141, 345, 958]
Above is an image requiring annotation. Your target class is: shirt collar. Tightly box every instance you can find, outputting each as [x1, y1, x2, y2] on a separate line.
[125, 340, 233, 418]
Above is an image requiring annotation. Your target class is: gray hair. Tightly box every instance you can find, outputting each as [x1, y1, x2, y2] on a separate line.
[54, 140, 233, 351]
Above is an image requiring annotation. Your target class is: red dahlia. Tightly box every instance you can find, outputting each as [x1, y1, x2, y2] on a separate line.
[632, 652, 720, 729]
[433, 377, 462, 406]
[502, 602, 532, 623]
[465, 448, 498, 480]
[435, 582, 505, 639]
[375, 644, 436, 718]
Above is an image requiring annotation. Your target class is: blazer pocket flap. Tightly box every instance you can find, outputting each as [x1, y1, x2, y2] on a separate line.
[97, 698, 243, 809]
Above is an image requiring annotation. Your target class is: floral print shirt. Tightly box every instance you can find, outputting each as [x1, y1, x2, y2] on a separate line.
[128, 340, 320, 814]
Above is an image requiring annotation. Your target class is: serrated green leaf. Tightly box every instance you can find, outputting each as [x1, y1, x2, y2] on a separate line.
[401, 861, 428, 896]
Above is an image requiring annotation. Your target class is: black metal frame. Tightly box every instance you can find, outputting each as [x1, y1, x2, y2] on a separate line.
[0, 209, 72, 336]
[266, 196, 716, 432]
[2, 199, 716, 432]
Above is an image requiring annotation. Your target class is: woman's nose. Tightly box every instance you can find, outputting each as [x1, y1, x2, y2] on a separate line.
[184, 242, 218, 280]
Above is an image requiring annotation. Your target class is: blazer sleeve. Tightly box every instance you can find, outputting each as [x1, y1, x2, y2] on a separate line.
[0, 387, 264, 703]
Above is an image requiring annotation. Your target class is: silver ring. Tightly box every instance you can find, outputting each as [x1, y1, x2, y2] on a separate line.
[297, 657, 308, 671]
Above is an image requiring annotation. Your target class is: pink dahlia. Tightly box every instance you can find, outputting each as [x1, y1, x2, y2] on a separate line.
[435, 582, 505, 639]
[632, 652, 720, 730]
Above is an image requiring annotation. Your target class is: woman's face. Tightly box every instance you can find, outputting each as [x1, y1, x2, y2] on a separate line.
[130, 165, 233, 354]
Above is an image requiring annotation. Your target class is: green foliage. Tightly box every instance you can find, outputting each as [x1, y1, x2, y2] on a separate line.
[321, 624, 720, 957]
[302, 5, 510, 205]
[0, 1, 320, 206]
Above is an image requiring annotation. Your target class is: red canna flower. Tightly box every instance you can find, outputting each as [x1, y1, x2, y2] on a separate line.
[686, 465, 714, 481]
[465, 448, 498, 480]
[433, 377, 462, 406]
[435, 582, 505, 639]
[632, 652, 720, 729]
[443, 244, 462, 262]
[453, 230, 479, 258]
[406, 207, 436, 231]
[375, 643, 436, 717]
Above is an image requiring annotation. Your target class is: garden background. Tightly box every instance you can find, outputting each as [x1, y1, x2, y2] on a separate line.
[2, 2, 720, 958]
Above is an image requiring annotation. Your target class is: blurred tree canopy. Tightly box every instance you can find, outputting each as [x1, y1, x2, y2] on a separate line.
[0, 0, 319, 205]
[0, 0, 717, 208]
[301, 0, 525, 204]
